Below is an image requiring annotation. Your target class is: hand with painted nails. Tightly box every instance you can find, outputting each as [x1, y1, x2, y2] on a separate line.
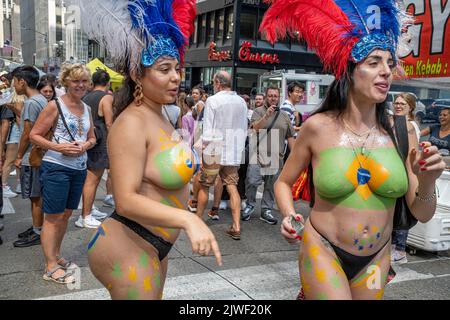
[184, 214, 223, 266]
[410, 141, 446, 183]
[281, 214, 304, 245]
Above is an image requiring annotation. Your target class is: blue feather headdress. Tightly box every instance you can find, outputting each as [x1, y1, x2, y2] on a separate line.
[260, 0, 412, 78]
[76, 0, 196, 74]
[335, 0, 406, 63]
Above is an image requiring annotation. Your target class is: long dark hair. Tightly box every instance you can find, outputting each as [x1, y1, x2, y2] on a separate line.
[308, 61, 397, 207]
[37, 79, 56, 101]
[113, 59, 146, 119]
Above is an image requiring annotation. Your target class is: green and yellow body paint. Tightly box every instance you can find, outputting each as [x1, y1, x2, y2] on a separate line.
[314, 147, 408, 210]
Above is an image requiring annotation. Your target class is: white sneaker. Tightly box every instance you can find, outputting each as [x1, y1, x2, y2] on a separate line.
[75, 215, 101, 229]
[3, 185, 18, 198]
[15, 183, 21, 194]
[219, 200, 228, 210]
[241, 200, 247, 211]
[90, 208, 108, 220]
[391, 249, 408, 265]
[10, 169, 17, 176]
[103, 195, 115, 207]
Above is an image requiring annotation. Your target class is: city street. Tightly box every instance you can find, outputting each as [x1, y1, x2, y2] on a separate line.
[0, 174, 449, 300]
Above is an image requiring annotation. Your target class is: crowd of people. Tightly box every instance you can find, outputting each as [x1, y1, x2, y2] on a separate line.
[0, 0, 449, 300]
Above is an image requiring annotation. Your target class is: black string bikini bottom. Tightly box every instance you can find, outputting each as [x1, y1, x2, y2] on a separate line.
[309, 219, 390, 280]
[110, 211, 173, 261]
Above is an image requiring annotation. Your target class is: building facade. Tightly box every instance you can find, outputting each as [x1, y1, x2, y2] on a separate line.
[0, 0, 17, 65]
[63, 2, 106, 65]
[185, 0, 324, 94]
[20, 0, 65, 71]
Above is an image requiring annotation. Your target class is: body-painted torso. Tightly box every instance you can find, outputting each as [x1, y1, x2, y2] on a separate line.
[89, 125, 199, 254]
[298, 113, 414, 257]
[314, 147, 408, 210]
[149, 128, 198, 190]
[137, 128, 198, 243]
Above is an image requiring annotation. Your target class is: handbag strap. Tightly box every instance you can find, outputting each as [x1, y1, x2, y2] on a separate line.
[393, 115, 409, 161]
[257, 110, 281, 151]
[55, 98, 76, 142]
[256, 111, 281, 158]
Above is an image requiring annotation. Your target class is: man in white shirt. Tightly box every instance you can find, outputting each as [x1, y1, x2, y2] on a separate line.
[197, 71, 247, 240]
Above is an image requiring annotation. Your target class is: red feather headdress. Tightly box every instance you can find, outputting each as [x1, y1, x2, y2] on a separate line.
[260, 0, 410, 78]
[260, 0, 359, 78]
[172, 0, 197, 64]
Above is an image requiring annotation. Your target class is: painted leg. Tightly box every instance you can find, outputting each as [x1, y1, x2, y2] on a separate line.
[350, 241, 391, 300]
[300, 220, 352, 300]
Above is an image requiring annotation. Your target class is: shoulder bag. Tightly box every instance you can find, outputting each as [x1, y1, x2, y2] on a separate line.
[252, 110, 281, 167]
[29, 98, 75, 167]
[392, 115, 418, 231]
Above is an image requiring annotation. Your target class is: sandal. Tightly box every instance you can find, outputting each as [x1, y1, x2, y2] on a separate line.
[43, 266, 75, 284]
[56, 256, 78, 270]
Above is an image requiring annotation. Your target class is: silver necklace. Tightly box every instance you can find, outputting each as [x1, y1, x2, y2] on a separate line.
[345, 131, 376, 186]
[343, 119, 376, 139]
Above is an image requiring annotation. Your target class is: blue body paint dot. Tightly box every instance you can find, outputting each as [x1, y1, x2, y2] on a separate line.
[357, 168, 371, 185]
[358, 246, 364, 251]
[354, 239, 359, 245]
[369, 244, 374, 249]
[376, 232, 381, 239]
[185, 159, 193, 169]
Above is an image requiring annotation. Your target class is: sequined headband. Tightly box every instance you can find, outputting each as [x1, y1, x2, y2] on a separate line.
[141, 35, 180, 67]
[351, 33, 396, 63]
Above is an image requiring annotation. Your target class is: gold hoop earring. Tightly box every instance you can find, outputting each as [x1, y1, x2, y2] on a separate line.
[134, 83, 143, 106]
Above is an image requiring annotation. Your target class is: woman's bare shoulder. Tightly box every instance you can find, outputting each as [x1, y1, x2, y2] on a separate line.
[109, 106, 151, 138]
[302, 112, 337, 132]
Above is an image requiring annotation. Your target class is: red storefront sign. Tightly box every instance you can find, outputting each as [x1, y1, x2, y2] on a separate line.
[401, 0, 450, 78]
[239, 41, 280, 64]
[208, 42, 232, 61]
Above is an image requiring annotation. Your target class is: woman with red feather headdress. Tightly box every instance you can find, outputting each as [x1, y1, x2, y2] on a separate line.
[266, 0, 445, 299]
[77, 0, 222, 300]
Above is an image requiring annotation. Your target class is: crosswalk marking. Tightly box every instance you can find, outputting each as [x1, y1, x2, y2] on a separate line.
[37, 261, 443, 300]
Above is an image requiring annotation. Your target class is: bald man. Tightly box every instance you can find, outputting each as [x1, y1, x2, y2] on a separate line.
[195, 71, 248, 240]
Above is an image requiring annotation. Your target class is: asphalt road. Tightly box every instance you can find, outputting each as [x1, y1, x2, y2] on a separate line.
[0, 175, 449, 300]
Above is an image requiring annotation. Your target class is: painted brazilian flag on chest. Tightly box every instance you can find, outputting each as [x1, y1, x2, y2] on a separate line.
[314, 148, 408, 210]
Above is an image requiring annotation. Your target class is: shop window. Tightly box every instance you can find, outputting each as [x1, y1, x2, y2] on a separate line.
[199, 14, 207, 45]
[241, 9, 256, 40]
[224, 7, 234, 41]
[191, 18, 198, 46]
[215, 9, 224, 42]
[207, 12, 215, 43]
[236, 72, 259, 95]
[257, 9, 269, 42]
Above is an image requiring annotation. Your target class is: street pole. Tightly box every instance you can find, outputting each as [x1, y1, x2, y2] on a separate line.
[232, 0, 241, 92]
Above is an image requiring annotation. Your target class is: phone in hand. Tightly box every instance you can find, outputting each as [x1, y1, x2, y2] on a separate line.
[290, 215, 304, 235]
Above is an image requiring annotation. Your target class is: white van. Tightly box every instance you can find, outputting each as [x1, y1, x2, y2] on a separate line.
[258, 71, 335, 116]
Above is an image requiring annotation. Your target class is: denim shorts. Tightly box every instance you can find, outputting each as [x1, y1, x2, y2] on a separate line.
[40, 161, 87, 214]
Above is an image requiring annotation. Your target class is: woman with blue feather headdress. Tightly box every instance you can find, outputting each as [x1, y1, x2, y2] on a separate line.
[261, 0, 446, 299]
[77, 0, 222, 300]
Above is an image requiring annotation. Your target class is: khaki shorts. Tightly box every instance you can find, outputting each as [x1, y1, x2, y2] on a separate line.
[199, 165, 239, 187]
